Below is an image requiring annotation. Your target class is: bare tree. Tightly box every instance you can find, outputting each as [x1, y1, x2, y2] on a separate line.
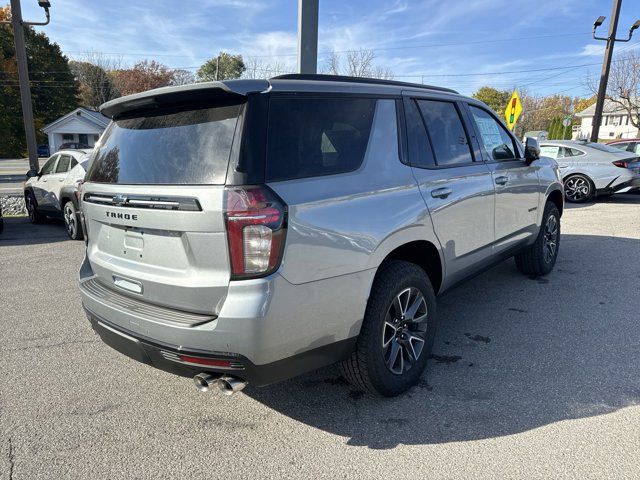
[322, 48, 394, 79]
[587, 51, 640, 129]
[70, 52, 122, 108]
[170, 69, 196, 86]
[242, 58, 289, 79]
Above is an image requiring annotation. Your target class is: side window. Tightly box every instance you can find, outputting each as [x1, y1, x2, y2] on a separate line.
[633, 143, 640, 155]
[40, 155, 58, 175]
[539, 146, 560, 159]
[70, 158, 78, 168]
[55, 154, 71, 173]
[468, 106, 516, 161]
[612, 142, 628, 151]
[416, 100, 473, 166]
[405, 99, 435, 168]
[266, 97, 378, 181]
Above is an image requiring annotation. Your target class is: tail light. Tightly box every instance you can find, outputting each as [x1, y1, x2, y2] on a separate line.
[612, 160, 629, 168]
[224, 185, 287, 279]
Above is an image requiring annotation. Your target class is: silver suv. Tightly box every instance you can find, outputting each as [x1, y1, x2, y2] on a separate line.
[79, 75, 564, 397]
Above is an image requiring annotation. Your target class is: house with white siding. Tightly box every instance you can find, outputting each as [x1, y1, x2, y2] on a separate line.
[574, 99, 639, 140]
[42, 107, 110, 152]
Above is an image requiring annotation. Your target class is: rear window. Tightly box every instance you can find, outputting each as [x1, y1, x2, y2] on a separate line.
[266, 97, 377, 181]
[86, 103, 242, 184]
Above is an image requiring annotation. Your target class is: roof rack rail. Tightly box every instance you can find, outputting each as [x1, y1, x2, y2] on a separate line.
[272, 74, 458, 94]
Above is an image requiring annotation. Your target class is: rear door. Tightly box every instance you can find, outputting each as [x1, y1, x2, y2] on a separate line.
[82, 100, 244, 315]
[465, 104, 540, 253]
[403, 95, 495, 287]
[45, 153, 73, 211]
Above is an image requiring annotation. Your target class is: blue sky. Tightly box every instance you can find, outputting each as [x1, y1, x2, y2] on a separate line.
[22, 0, 640, 97]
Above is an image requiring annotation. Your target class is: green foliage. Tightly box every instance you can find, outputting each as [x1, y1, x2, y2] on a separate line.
[1, 7, 79, 157]
[197, 52, 246, 82]
[472, 86, 512, 115]
[546, 116, 572, 140]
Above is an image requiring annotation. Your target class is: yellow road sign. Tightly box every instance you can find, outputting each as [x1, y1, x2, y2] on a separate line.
[504, 90, 523, 131]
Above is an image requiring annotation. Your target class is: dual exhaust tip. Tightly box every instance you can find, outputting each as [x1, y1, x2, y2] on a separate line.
[193, 373, 247, 395]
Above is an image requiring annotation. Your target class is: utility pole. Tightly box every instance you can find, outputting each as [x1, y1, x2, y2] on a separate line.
[1, 0, 51, 172]
[590, 0, 640, 142]
[297, 0, 318, 74]
[215, 55, 219, 81]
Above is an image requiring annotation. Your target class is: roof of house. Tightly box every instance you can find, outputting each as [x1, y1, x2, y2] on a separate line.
[575, 99, 638, 117]
[42, 107, 110, 133]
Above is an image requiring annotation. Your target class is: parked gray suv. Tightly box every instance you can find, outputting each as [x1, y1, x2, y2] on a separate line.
[79, 75, 564, 397]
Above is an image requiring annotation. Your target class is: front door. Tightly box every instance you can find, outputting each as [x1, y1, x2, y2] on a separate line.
[33, 154, 58, 207]
[78, 133, 88, 145]
[403, 96, 496, 288]
[466, 105, 540, 254]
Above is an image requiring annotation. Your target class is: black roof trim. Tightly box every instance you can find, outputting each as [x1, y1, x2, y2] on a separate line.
[272, 74, 458, 94]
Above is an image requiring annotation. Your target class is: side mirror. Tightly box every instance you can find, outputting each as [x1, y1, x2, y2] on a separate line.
[26, 169, 39, 178]
[524, 137, 540, 165]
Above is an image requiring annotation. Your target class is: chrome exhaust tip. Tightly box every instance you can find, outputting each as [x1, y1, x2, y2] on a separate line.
[217, 375, 247, 395]
[193, 373, 220, 392]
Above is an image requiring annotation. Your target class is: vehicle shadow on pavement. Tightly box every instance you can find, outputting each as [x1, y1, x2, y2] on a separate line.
[246, 233, 640, 448]
[565, 193, 640, 209]
[0, 217, 69, 246]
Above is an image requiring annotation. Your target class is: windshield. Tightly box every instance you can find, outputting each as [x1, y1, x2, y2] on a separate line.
[86, 103, 242, 185]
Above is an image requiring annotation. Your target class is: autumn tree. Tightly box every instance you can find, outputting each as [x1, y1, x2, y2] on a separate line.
[197, 52, 246, 82]
[472, 86, 512, 115]
[111, 60, 175, 96]
[70, 58, 119, 109]
[0, 5, 79, 157]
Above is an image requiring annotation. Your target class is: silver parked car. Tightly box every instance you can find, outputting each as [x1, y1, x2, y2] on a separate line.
[24, 149, 92, 239]
[79, 75, 564, 397]
[539, 140, 640, 203]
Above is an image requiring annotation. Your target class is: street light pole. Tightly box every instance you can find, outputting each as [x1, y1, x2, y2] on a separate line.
[297, 0, 318, 74]
[1, 0, 50, 172]
[590, 0, 640, 142]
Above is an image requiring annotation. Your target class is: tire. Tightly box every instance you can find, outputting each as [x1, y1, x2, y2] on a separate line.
[563, 174, 594, 203]
[340, 260, 438, 397]
[25, 192, 44, 224]
[63, 201, 83, 240]
[514, 202, 560, 276]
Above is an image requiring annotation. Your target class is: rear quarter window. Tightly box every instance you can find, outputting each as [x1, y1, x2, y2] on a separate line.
[266, 97, 377, 181]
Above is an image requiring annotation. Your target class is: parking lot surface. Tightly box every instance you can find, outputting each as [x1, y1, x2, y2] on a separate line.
[1, 195, 639, 479]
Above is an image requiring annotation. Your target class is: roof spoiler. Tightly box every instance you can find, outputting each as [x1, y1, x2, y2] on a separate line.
[99, 80, 271, 119]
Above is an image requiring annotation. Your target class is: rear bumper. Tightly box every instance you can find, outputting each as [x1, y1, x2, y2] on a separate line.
[87, 313, 356, 386]
[79, 255, 373, 385]
[597, 176, 640, 195]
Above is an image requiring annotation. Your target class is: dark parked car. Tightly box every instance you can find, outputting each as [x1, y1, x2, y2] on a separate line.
[59, 142, 90, 150]
[37, 144, 50, 157]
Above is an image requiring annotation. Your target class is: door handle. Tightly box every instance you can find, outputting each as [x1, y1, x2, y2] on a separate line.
[495, 176, 509, 185]
[431, 187, 452, 199]
[58, 178, 64, 182]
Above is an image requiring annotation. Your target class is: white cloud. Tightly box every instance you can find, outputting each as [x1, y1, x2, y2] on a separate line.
[579, 44, 606, 56]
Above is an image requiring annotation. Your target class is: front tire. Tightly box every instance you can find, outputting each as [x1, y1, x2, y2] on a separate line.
[515, 202, 560, 276]
[340, 260, 438, 397]
[25, 193, 44, 224]
[63, 201, 83, 240]
[564, 174, 594, 203]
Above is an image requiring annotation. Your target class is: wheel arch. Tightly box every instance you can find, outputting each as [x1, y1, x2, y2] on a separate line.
[546, 188, 564, 217]
[374, 240, 444, 296]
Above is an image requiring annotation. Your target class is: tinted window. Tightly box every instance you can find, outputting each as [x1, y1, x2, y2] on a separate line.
[40, 155, 58, 175]
[71, 158, 78, 168]
[469, 106, 516, 161]
[55, 154, 71, 173]
[416, 100, 472, 166]
[266, 97, 377, 181]
[565, 147, 585, 157]
[610, 142, 629, 151]
[405, 99, 435, 168]
[86, 103, 242, 184]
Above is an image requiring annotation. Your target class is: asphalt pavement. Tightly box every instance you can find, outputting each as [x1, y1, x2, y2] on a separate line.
[1, 195, 639, 479]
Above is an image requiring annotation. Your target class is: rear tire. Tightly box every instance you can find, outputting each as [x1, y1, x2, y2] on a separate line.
[63, 201, 83, 240]
[25, 193, 44, 224]
[563, 174, 594, 203]
[340, 260, 438, 397]
[515, 202, 560, 276]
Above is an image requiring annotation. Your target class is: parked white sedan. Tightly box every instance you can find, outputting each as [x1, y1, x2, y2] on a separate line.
[539, 140, 640, 202]
[24, 149, 92, 239]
